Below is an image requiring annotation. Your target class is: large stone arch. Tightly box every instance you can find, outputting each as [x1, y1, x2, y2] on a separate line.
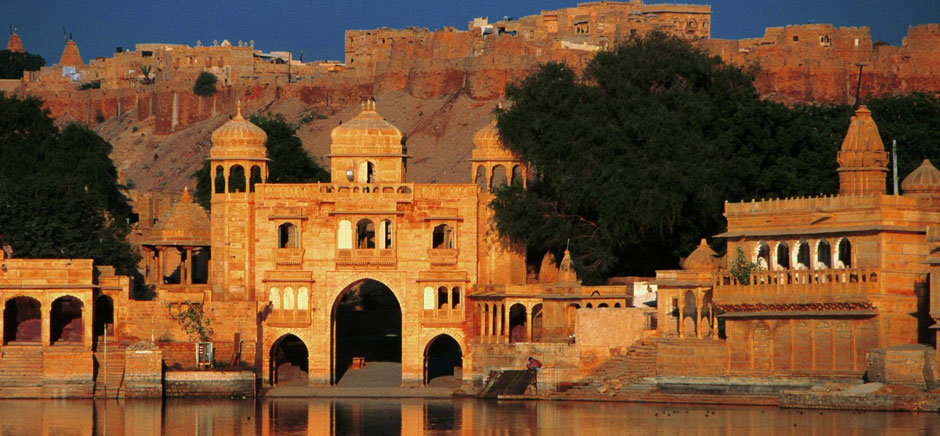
[330, 277, 403, 386]
[3, 295, 42, 344]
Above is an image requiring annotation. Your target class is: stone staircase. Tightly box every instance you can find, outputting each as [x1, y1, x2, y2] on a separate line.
[94, 342, 126, 398]
[555, 338, 659, 398]
[0, 347, 45, 397]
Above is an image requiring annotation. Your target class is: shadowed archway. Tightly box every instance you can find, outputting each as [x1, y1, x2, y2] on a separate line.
[424, 334, 462, 386]
[271, 334, 308, 385]
[331, 279, 402, 386]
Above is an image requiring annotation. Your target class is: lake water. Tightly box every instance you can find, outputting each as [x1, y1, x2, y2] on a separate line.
[0, 397, 937, 435]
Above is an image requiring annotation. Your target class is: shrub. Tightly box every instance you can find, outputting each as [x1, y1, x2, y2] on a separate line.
[193, 72, 218, 97]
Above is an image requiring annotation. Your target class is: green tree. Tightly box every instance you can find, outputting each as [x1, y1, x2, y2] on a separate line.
[0, 49, 45, 79]
[193, 71, 217, 97]
[491, 33, 854, 283]
[0, 93, 141, 291]
[193, 113, 329, 209]
[866, 93, 940, 190]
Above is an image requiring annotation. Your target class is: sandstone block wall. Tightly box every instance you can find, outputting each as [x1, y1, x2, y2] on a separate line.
[124, 348, 163, 397]
[164, 370, 255, 397]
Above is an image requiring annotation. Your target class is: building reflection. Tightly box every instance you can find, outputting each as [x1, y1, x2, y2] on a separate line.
[0, 398, 938, 436]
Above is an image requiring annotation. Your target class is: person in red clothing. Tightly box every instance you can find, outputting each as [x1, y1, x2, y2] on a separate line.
[525, 356, 543, 371]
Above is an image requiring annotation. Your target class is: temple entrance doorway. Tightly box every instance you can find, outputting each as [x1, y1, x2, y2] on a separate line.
[271, 334, 308, 385]
[332, 279, 401, 386]
[424, 334, 462, 386]
[3, 296, 41, 344]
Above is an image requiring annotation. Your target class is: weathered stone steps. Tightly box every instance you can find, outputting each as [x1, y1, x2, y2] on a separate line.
[94, 345, 126, 398]
[0, 347, 43, 387]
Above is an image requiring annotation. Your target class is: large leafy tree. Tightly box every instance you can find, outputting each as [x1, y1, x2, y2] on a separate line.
[492, 33, 843, 283]
[0, 93, 139, 281]
[0, 49, 45, 79]
[194, 113, 329, 208]
[492, 33, 940, 284]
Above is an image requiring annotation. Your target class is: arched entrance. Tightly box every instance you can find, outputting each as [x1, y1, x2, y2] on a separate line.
[424, 334, 462, 386]
[271, 334, 308, 385]
[332, 279, 401, 386]
[51, 296, 83, 345]
[3, 296, 41, 344]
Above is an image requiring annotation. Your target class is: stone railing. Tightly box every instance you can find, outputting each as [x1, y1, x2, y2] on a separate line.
[724, 194, 910, 215]
[713, 267, 879, 303]
[335, 248, 396, 267]
[318, 183, 414, 200]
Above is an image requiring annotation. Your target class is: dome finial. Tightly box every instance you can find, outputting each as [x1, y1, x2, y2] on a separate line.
[235, 100, 243, 119]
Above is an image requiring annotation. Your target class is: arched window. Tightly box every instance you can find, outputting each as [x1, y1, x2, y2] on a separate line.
[356, 219, 375, 249]
[228, 165, 246, 193]
[837, 238, 852, 268]
[423, 287, 435, 310]
[794, 240, 810, 269]
[283, 287, 295, 310]
[775, 242, 790, 270]
[358, 161, 375, 183]
[490, 165, 507, 190]
[511, 165, 524, 187]
[438, 286, 448, 309]
[378, 219, 393, 249]
[432, 224, 455, 249]
[598, 303, 609, 308]
[249, 165, 263, 192]
[269, 287, 281, 310]
[214, 166, 225, 194]
[508, 303, 527, 343]
[337, 220, 352, 250]
[816, 239, 832, 269]
[475, 166, 487, 192]
[297, 287, 309, 310]
[451, 287, 461, 309]
[4, 296, 42, 344]
[755, 241, 770, 269]
[278, 223, 299, 249]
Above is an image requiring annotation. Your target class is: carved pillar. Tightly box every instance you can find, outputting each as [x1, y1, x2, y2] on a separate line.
[526, 305, 533, 343]
[502, 304, 509, 344]
[184, 247, 193, 285]
[677, 292, 685, 338]
[695, 291, 703, 339]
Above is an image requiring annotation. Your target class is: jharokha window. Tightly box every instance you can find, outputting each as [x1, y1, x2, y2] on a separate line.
[278, 223, 299, 249]
[432, 224, 455, 249]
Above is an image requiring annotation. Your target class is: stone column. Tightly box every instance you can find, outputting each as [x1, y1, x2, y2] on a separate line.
[526, 305, 533, 343]
[695, 291, 703, 339]
[502, 304, 509, 344]
[184, 247, 193, 285]
[41, 295, 50, 346]
[480, 305, 486, 341]
[677, 292, 685, 338]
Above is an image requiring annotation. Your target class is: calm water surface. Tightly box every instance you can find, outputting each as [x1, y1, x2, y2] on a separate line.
[0, 397, 938, 435]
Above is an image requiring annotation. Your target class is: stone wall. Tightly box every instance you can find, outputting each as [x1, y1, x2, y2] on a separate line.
[124, 348, 163, 397]
[164, 370, 255, 397]
[655, 338, 728, 377]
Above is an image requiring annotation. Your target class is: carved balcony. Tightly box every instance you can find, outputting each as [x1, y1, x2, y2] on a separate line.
[265, 309, 312, 327]
[422, 307, 465, 326]
[336, 248, 396, 267]
[427, 248, 458, 267]
[274, 248, 304, 267]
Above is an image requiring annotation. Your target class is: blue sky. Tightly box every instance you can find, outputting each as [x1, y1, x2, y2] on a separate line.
[7, 1, 940, 65]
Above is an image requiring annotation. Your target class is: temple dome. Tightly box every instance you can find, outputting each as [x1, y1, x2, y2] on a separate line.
[209, 102, 268, 160]
[330, 101, 402, 148]
[682, 239, 720, 271]
[472, 119, 503, 150]
[901, 159, 940, 196]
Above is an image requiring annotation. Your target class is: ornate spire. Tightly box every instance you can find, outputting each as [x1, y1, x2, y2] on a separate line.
[837, 106, 888, 195]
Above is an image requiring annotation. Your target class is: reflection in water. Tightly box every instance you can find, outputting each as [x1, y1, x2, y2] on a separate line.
[0, 397, 938, 436]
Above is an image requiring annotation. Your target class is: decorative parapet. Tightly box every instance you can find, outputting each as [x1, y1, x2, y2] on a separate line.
[713, 267, 880, 306]
[422, 307, 465, 325]
[724, 194, 915, 215]
[274, 248, 304, 267]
